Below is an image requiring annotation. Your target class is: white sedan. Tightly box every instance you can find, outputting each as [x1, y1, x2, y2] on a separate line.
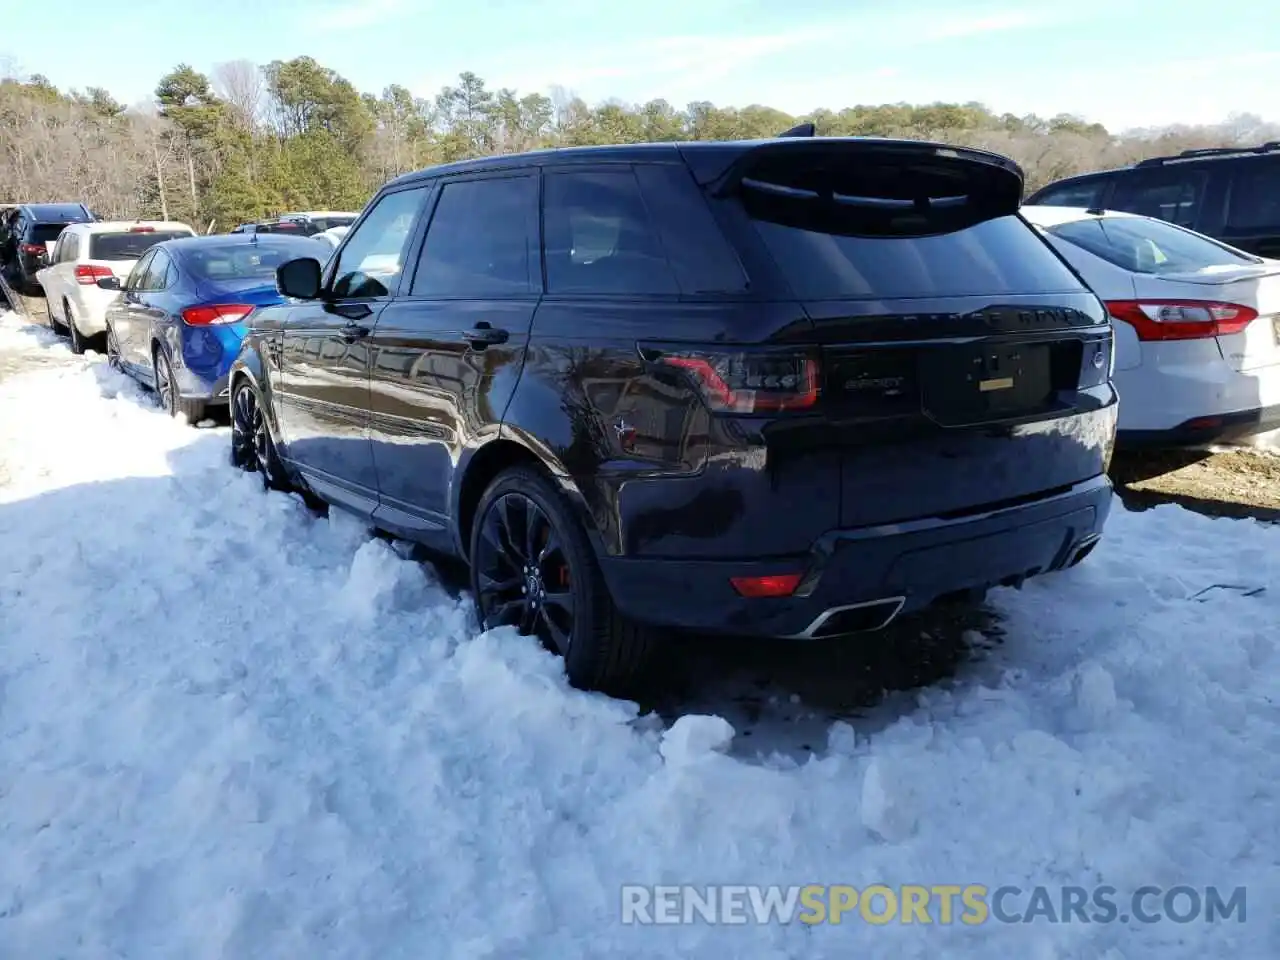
[1022, 205, 1280, 447]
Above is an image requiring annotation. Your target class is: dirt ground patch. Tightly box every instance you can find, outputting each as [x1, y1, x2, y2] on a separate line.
[1110, 447, 1280, 522]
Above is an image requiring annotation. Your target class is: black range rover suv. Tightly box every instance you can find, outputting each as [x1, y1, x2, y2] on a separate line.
[229, 133, 1117, 692]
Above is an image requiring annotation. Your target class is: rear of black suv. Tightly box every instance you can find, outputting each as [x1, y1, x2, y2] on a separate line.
[539, 138, 1117, 641]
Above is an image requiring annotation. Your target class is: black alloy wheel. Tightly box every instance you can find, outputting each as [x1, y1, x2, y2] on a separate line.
[474, 489, 576, 656]
[230, 380, 289, 491]
[469, 465, 656, 693]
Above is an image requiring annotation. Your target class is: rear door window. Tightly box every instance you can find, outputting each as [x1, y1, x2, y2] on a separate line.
[752, 215, 1084, 300]
[1225, 160, 1280, 235]
[1109, 167, 1206, 228]
[90, 231, 192, 261]
[1046, 215, 1259, 274]
[543, 168, 678, 296]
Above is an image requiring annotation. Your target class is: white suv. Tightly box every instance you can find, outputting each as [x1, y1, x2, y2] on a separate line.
[36, 220, 195, 353]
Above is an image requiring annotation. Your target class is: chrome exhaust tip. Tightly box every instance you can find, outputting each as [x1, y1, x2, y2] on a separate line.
[1066, 534, 1101, 568]
[791, 596, 907, 640]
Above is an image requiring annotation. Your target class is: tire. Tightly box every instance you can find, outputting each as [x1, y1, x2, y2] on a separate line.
[64, 300, 86, 355]
[153, 346, 205, 425]
[469, 465, 656, 693]
[105, 323, 123, 371]
[230, 377, 292, 491]
[45, 296, 65, 335]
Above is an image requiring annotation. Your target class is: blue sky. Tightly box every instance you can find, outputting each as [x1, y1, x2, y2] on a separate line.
[3, 0, 1278, 131]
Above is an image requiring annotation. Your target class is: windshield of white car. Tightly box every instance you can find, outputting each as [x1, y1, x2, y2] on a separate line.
[1046, 216, 1262, 275]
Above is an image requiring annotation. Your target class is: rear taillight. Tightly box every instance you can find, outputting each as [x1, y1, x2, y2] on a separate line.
[19, 243, 45, 256]
[74, 264, 114, 285]
[1105, 300, 1258, 341]
[645, 345, 820, 413]
[181, 303, 255, 326]
[730, 572, 803, 598]
[128, 226, 154, 233]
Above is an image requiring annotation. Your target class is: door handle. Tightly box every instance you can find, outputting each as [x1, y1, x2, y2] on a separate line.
[464, 323, 509, 348]
[341, 323, 370, 343]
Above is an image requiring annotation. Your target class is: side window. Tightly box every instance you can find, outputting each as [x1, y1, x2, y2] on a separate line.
[330, 186, 428, 299]
[543, 168, 678, 295]
[1225, 161, 1280, 234]
[141, 250, 172, 291]
[1110, 168, 1206, 228]
[410, 176, 539, 297]
[63, 233, 80, 262]
[127, 250, 155, 291]
[1032, 178, 1107, 208]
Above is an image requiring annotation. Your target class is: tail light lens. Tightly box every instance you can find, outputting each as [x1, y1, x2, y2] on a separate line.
[19, 242, 46, 256]
[1105, 300, 1257, 341]
[730, 572, 803, 598]
[74, 264, 114, 285]
[644, 345, 820, 413]
[128, 226, 154, 233]
[181, 303, 255, 326]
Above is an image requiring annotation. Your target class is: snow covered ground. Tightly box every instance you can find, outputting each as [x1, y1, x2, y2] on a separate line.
[1, 308, 1277, 959]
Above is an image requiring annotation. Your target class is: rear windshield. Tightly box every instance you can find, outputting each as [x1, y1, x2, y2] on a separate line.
[29, 204, 89, 221]
[309, 216, 354, 231]
[258, 220, 318, 236]
[753, 215, 1084, 299]
[182, 238, 326, 281]
[89, 230, 192, 261]
[30, 224, 67, 243]
[1046, 216, 1260, 274]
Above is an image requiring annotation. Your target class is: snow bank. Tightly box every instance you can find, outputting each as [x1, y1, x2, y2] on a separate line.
[0, 314, 1276, 959]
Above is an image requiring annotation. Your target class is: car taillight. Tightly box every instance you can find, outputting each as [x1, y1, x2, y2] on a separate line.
[181, 303, 255, 326]
[128, 226, 154, 232]
[730, 572, 803, 598]
[644, 345, 820, 413]
[20, 243, 45, 256]
[74, 264, 114, 285]
[1105, 300, 1258, 341]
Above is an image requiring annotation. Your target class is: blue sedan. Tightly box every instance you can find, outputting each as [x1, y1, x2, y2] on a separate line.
[100, 233, 331, 422]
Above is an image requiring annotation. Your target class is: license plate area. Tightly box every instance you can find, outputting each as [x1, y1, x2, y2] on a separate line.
[920, 340, 1079, 426]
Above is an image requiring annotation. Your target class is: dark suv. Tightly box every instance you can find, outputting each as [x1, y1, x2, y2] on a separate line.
[228, 135, 1117, 691]
[1026, 142, 1280, 258]
[0, 202, 95, 293]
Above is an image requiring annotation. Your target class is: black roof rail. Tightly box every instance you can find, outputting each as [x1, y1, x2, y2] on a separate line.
[1135, 141, 1280, 168]
[777, 122, 815, 138]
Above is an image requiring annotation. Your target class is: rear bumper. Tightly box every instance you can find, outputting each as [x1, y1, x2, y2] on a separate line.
[1117, 403, 1280, 448]
[176, 370, 231, 404]
[597, 474, 1113, 638]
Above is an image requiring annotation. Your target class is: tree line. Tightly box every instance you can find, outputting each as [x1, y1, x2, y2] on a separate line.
[2, 57, 1277, 232]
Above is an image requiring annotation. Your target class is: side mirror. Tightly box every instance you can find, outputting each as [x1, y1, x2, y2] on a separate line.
[96, 276, 122, 290]
[276, 257, 323, 300]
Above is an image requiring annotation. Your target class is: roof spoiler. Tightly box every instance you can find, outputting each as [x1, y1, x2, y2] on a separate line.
[698, 138, 1025, 236]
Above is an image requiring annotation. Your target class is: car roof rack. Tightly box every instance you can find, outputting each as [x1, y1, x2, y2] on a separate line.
[1135, 141, 1280, 167]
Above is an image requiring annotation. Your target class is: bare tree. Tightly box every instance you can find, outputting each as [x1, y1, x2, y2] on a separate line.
[211, 59, 264, 130]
